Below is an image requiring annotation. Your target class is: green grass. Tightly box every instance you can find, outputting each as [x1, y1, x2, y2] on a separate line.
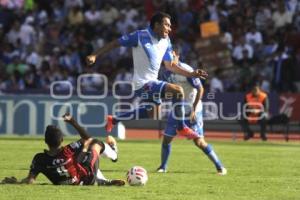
[0, 137, 299, 200]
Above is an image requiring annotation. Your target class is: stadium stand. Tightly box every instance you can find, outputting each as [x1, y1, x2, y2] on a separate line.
[0, 0, 300, 93]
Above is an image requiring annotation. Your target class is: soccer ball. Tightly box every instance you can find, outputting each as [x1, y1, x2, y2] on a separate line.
[126, 166, 148, 186]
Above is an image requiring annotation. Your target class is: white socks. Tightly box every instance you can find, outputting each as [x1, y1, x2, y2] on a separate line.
[101, 143, 117, 161]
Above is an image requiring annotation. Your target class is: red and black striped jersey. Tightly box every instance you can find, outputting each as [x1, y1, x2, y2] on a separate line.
[29, 140, 90, 185]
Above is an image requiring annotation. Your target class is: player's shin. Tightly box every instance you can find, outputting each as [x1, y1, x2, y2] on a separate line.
[159, 143, 171, 170]
[202, 144, 223, 170]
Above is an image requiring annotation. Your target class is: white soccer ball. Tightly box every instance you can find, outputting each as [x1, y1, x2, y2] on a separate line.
[126, 166, 148, 186]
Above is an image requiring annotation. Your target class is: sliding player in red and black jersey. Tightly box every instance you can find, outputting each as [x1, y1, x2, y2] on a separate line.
[1, 114, 124, 186]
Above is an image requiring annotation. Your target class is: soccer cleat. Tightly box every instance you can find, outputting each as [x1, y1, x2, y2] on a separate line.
[217, 167, 227, 176]
[106, 135, 118, 162]
[105, 115, 114, 133]
[97, 179, 125, 186]
[176, 126, 199, 139]
[156, 168, 167, 173]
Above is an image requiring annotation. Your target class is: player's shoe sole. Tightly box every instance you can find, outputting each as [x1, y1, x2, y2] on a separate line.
[156, 168, 167, 173]
[176, 126, 199, 139]
[105, 115, 114, 133]
[97, 179, 125, 186]
[217, 167, 227, 176]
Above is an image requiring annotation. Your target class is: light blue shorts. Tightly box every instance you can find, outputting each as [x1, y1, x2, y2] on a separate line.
[134, 80, 166, 105]
[163, 111, 204, 138]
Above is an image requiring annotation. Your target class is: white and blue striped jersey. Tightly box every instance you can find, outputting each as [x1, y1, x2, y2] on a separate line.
[118, 27, 173, 90]
[162, 62, 203, 112]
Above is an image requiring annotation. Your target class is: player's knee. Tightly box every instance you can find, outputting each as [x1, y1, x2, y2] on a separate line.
[90, 144, 101, 154]
[90, 139, 104, 153]
[174, 85, 184, 98]
[194, 138, 207, 149]
[166, 84, 184, 98]
[162, 135, 173, 145]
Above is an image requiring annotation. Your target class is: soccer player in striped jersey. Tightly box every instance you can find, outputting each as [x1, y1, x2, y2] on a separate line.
[87, 12, 208, 139]
[1, 114, 125, 186]
[157, 49, 227, 175]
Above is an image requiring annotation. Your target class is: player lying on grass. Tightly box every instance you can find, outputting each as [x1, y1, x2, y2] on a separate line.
[157, 49, 227, 175]
[87, 12, 208, 139]
[1, 113, 125, 186]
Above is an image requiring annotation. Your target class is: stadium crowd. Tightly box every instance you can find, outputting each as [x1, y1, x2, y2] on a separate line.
[0, 0, 300, 93]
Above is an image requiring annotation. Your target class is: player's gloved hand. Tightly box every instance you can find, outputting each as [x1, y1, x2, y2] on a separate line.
[193, 69, 208, 79]
[1, 176, 18, 184]
[86, 55, 97, 65]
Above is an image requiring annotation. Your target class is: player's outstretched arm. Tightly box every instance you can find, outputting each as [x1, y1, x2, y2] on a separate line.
[63, 113, 91, 140]
[164, 60, 208, 79]
[86, 39, 120, 65]
[1, 175, 35, 184]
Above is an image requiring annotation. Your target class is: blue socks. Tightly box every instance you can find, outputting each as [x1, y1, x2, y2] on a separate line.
[159, 143, 171, 170]
[202, 144, 223, 170]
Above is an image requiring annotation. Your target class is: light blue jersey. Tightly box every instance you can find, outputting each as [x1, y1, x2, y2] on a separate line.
[118, 27, 173, 90]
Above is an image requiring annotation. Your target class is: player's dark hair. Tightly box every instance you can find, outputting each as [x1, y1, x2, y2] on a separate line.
[45, 125, 63, 148]
[150, 12, 171, 29]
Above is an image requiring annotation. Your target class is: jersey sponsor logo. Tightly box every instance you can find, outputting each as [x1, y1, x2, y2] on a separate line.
[122, 35, 129, 40]
[50, 158, 72, 167]
[193, 78, 201, 85]
[70, 141, 81, 149]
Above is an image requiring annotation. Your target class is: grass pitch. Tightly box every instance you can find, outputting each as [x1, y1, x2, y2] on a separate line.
[0, 137, 299, 200]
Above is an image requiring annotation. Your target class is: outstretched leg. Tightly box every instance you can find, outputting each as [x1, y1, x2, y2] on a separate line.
[85, 139, 125, 186]
[105, 81, 165, 133]
[194, 137, 227, 175]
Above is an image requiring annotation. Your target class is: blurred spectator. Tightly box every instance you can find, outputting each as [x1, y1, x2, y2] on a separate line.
[99, 3, 119, 25]
[6, 21, 21, 46]
[59, 46, 82, 74]
[68, 6, 84, 26]
[245, 26, 263, 46]
[271, 45, 297, 92]
[239, 84, 268, 141]
[255, 4, 272, 31]
[6, 55, 28, 75]
[19, 16, 36, 47]
[272, 2, 293, 29]
[84, 4, 101, 25]
[232, 37, 254, 63]
[210, 68, 224, 93]
[24, 64, 40, 89]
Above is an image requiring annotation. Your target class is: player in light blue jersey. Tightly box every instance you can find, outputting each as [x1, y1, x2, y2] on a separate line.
[157, 49, 227, 175]
[87, 12, 208, 139]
